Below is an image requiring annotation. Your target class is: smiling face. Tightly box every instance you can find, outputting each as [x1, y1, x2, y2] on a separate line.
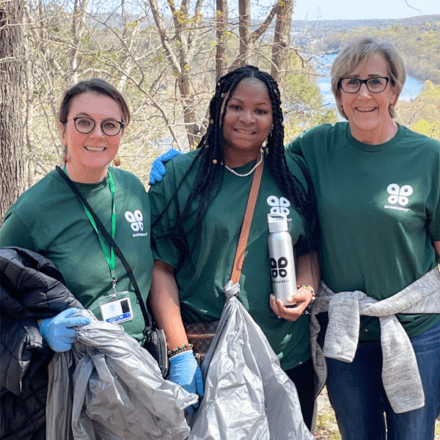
[222, 77, 272, 167]
[336, 53, 398, 144]
[60, 92, 123, 183]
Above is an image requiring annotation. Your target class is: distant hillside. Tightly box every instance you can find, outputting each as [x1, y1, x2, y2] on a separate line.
[291, 14, 440, 33]
[86, 11, 440, 83]
[290, 15, 440, 83]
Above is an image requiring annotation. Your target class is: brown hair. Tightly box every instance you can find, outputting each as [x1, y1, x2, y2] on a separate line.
[59, 78, 130, 126]
[59, 78, 130, 162]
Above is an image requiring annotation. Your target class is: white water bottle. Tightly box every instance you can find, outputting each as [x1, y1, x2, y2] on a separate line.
[267, 213, 296, 305]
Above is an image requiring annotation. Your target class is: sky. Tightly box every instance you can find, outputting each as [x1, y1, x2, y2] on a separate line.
[290, 0, 439, 21]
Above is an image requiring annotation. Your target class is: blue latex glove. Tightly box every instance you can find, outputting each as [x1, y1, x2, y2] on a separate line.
[169, 350, 204, 414]
[39, 307, 91, 352]
[149, 149, 182, 185]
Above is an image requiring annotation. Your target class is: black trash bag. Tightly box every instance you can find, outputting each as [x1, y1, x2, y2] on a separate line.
[188, 281, 315, 440]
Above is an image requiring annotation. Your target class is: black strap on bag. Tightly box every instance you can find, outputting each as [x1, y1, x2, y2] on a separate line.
[55, 166, 169, 377]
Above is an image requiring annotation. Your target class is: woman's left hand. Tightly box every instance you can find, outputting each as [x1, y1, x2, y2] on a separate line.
[269, 286, 313, 321]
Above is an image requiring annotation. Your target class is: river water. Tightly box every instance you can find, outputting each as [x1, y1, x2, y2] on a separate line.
[315, 54, 425, 109]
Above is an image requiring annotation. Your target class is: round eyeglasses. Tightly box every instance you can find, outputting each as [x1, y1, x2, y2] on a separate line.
[338, 76, 390, 94]
[72, 117, 124, 136]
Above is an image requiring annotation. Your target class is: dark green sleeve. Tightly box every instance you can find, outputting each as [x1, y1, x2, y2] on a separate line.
[149, 167, 184, 270]
[0, 210, 37, 251]
[285, 136, 303, 156]
[286, 142, 319, 255]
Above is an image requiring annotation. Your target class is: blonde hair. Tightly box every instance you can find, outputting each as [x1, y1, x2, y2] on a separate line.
[331, 37, 406, 119]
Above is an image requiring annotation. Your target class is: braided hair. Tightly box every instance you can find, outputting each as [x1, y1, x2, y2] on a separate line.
[154, 65, 317, 252]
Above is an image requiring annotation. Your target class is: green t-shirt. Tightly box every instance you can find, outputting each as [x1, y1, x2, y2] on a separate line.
[149, 150, 314, 370]
[286, 122, 440, 340]
[0, 168, 153, 343]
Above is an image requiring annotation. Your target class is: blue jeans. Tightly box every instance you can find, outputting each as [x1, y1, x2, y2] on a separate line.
[321, 316, 440, 440]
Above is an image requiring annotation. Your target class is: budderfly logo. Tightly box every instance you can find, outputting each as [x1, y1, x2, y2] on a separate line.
[267, 196, 291, 216]
[384, 184, 413, 212]
[125, 210, 143, 231]
[387, 184, 413, 206]
[125, 210, 148, 237]
[271, 257, 288, 279]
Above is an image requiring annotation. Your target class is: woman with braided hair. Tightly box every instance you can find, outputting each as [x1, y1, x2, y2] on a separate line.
[148, 65, 319, 426]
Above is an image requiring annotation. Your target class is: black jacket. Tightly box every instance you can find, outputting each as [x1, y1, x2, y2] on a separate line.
[0, 247, 82, 440]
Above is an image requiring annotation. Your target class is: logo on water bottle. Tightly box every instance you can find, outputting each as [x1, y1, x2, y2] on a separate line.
[270, 257, 289, 279]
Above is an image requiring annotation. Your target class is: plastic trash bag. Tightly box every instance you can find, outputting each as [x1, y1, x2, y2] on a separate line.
[188, 281, 315, 440]
[46, 310, 197, 440]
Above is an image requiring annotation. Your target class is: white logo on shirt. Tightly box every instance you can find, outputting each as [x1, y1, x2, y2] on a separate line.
[384, 184, 413, 212]
[387, 184, 413, 206]
[125, 210, 148, 237]
[267, 196, 291, 216]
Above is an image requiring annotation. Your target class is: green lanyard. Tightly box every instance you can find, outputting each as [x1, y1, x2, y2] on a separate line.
[64, 168, 117, 293]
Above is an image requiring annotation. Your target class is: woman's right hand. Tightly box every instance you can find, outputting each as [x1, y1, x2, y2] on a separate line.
[168, 350, 204, 414]
[148, 149, 183, 185]
[39, 307, 91, 352]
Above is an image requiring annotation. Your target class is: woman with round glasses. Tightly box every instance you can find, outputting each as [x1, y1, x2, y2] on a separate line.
[0, 78, 154, 349]
[286, 37, 440, 440]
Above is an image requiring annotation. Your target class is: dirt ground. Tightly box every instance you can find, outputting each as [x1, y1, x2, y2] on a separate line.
[314, 387, 440, 440]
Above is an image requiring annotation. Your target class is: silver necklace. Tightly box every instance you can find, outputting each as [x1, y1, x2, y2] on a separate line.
[224, 150, 264, 177]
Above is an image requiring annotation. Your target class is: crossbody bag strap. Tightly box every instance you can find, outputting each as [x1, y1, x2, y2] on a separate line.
[230, 159, 264, 284]
[55, 166, 153, 330]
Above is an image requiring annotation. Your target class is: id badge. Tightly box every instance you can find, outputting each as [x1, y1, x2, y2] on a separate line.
[100, 292, 134, 324]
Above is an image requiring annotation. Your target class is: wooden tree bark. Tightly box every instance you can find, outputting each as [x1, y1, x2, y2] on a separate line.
[0, 0, 26, 224]
[229, 1, 278, 72]
[238, 0, 251, 66]
[215, 0, 228, 79]
[149, 0, 204, 148]
[70, 0, 89, 85]
[271, 0, 295, 82]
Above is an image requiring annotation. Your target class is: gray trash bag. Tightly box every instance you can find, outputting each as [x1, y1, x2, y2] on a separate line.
[188, 281, 315, 440]
[46, 310, 197, 440]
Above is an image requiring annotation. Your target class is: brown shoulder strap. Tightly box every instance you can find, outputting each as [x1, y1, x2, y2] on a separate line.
[230, 159, 264, 284]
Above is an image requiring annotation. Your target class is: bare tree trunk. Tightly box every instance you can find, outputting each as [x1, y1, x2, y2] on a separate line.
[229, 0, 278, 72]
[238, 0, 251, 66]
[0, 0, 26, 224]
[70, 0, 89, 84]
[148, 0, 204, 148]
[271, 0, 295, 82]
[215, 0, 228, 79]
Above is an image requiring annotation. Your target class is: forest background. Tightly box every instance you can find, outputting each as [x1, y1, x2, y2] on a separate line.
[1, 1, 440, 438]
[1, 0, 440, 221]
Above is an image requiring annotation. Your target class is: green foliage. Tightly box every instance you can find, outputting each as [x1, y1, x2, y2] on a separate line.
[412, 119, 431, 135]
[282, 54, 338, 139]
[396, 83, 440, 141]
[317, 17, 440, 83]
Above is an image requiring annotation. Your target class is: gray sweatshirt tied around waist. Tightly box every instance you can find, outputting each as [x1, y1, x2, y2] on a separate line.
[310, 266, 440, 414]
